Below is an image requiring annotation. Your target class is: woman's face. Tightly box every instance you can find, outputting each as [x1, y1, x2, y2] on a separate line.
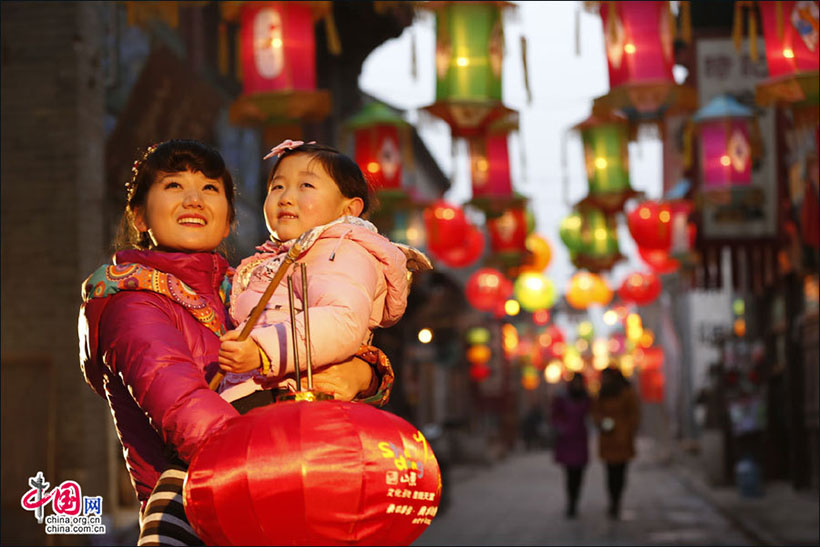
[134, 170, 231, 252]
[264, 154, 362, 242]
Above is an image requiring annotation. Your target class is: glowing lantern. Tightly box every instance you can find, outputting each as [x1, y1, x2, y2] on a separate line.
[545, 360, 563, 384]
[561, 206, 624, 273]
[563, 346, 584, 372]
[470, 362, 492, 382]
[465, 267, 513, 312]
[466, 326, 491, 345]
[533, 309, 551, 325]
[467, 344, 492, 365]
[467, 113, 525, 215]
[487, 205, 530, 265]
[432, 223, 485, 269]
[637, 246, 680, 274]
[422, 1, 518, 138]
[635, 346, 664, 402]
[521, 366, 540, 390]
[225, 2, 333, 125]
[756, 1, 820, 107]
[184, 400, 441, 545]
[423, 200, 469, 257]
[617, 272, 662, 306]
[566, 272, 613, 309]
[513, 272, 556, 312]
[577, 321, 595, 341]
[573, 112, 638, 213]
[540, 325, 566, 361]
[627, 200, 672, 250]
[521, 233, 553, 273]
[345, 102, 412, 200]
[591, 1, 696, 120]
[692, 95, 755, 189]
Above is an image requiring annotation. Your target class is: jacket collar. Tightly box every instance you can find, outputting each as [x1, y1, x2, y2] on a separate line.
[115, 249, 229, 295]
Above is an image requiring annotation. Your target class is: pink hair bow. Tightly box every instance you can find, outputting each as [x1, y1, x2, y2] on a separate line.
[263, 139, 316, 160]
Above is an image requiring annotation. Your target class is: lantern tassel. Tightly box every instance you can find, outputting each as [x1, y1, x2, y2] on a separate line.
[681, 1, 692, 44]
[748, 3, 758, 62]
[732, 1, 744, 53]
[324, 10, 342, 56]
[521, 36, 532, 105]
[218, 22, 229, 76]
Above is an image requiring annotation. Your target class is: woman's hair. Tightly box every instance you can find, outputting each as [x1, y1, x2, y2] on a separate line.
[567, 372, 588, 399]
[598, 366, 629, 399]
[266, 143, 374, 216]
[114, 139, 236, 250]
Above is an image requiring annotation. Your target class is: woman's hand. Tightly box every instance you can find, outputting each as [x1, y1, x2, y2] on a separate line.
[304, 356, 374, 401]
[218, 329, 262, 373]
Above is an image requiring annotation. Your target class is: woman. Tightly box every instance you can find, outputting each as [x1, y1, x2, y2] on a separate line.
[591, 366, 640, 519]
[550, 373, 590, 518]
[78, 140, 388, 522]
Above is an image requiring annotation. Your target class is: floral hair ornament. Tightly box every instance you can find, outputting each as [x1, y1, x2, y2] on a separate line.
[262, 139, 316, 160]
[125, 142, 160, 202]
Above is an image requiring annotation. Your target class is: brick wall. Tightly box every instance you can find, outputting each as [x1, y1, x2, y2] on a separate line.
[1, 3, 110, 544]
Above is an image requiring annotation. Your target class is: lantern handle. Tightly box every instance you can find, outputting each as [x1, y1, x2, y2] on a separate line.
[287, 273, 302, 389]
[300, 263, 314, 391]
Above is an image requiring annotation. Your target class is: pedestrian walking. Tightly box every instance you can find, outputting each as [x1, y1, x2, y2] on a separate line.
[550, 373, 591, 518]
[592, 366, 640, 520]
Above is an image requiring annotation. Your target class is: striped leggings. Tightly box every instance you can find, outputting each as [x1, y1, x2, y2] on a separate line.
[137, 460, 202, 546]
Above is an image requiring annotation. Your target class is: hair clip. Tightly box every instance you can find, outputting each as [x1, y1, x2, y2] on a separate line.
[125, 143, 159, 202]
[263, 139, 316, 160]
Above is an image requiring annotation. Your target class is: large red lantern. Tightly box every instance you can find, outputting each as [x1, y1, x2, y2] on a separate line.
[756, 1, 820, 107]
[184, 400, 441, 545]
[423, 200, 469, 257]
[486, 205, 529, 262]
[226, 1, 332, 125]
[465, 267, 513, 312]
[467, 114, 526, 215]
[617, 272, 662, 306]
[692, 95, 755, 189]
[432, 223, 485, 268]
[345, 102, 412, 200]
[627, 200, 672, 250]
[591, 1, 696, 120]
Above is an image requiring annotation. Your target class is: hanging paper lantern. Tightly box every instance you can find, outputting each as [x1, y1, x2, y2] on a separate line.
[466, 326, 491, 345]
[566, 272, 613, 309]
[539, 324, 566, 360]
[635, 346, 665, 402]
[592, 1, 697, 120]
[637, 246, 680, 274]
[345, 102, 413, 201]
[692, 95, 755, 189]
[469, 362, 492, 382]
[756, 1, 820, 107]
[627, 200, 672, 250]
[184, 400, 441, 545]
[521, 366, 540, 390]
[532, 309, 551, 326]
[486, 205, 529, 263]
[225, 2, 333, 125]
[421, 1, 518, 138]
[617, 272, 662, 306]
[559, 210, 585, 253]
[520, 233, 553, 273]
[573, 112, 639, 213]
[465, 267, 513, 312]
[467, 344, 492, 366]
[423, 200, 469, 257]
[562, 205, 624, 273]
[433, 223, 485, 269]
[513, 272, 556, 312]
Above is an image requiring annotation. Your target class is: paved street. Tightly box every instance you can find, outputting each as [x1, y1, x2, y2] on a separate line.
[414, 440, 756, 546]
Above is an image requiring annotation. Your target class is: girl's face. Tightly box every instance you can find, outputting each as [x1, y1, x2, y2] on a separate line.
[265, 154, 363, 241]
[133, 170, 231, 252]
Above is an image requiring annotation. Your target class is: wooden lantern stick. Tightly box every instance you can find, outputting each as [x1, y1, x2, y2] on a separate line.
[300, 263, 314, 391]
[286, 274, 302, 389]
[208, 243, 302, 392]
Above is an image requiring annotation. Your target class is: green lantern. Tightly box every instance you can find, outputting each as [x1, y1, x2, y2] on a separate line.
[573, 113, 638, 213]
[560, 203, 624, 273]
[559, 210, 585, 253]
[422, 1, 517, 138]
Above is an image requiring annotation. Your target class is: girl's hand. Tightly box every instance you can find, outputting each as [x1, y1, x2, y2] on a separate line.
[304, 357, 373, 401]
[218, 329, 262, 373]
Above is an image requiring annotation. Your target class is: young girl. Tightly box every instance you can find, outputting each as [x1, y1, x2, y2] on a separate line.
[136, 140, 429, 545]
[216, 139, 430, 403]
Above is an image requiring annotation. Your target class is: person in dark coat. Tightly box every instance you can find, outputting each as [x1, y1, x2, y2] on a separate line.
[592, 366, 641, 519]
[550, 373, 591, 518]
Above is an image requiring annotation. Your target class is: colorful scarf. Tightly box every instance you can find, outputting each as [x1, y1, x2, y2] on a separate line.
[82, 262, 233, 337]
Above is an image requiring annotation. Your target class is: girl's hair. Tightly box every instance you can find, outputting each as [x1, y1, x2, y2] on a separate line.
[114, 139, 236, 250]
[266, 143, 374, 216]
[598, 366, 630, 399]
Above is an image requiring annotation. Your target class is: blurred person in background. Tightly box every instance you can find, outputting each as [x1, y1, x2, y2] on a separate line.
[592, 366, 641, 520]
[550, 373, 591, 518]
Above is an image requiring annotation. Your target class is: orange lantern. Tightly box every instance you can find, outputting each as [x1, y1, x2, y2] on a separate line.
[521, 233, 553, 273]
[756, 1, 820, 107]
[591, 1, 696, 120]
[225, 2, 332, 126]
[184, 400, 441, 545]
[566, 272, 613, 309]
[467, 344, 492, 365]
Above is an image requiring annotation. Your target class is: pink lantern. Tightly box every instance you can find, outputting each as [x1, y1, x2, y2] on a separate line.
[693, 95, 755, 188]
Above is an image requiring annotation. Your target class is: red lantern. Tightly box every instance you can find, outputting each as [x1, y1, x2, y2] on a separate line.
[617, 272, 662, 306]
[627, 200, 672, 250]
[470, 362, 492, 382]
[486, 206, 528, 259]
[433, 223, 485, 268]
[184, 400, 441, 545]
[466, 114, 526, 216]
[465, 267, 512, 312]
[636, 346, 664, 402]
[757, 1, 820, 106]
[423, 200, 469, 256]
[637, 246, 680, 274]
[592, 1, 696, 119]
[227, 2, 332, 125]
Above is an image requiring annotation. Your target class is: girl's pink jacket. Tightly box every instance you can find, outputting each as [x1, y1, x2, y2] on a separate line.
[222, 221, 409, 396]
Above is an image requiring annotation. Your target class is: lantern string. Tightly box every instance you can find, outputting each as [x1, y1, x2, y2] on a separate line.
[732, 1, 744, 54]
[575, 5, 581, 56]
[324, 10, 342, 56]
[521, 36, 532, 105]
[300, 263, 314, 391]
[287, 274, 303, 388]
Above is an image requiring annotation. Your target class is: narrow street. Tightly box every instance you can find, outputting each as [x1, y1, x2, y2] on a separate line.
[414, 439, 755, 546]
